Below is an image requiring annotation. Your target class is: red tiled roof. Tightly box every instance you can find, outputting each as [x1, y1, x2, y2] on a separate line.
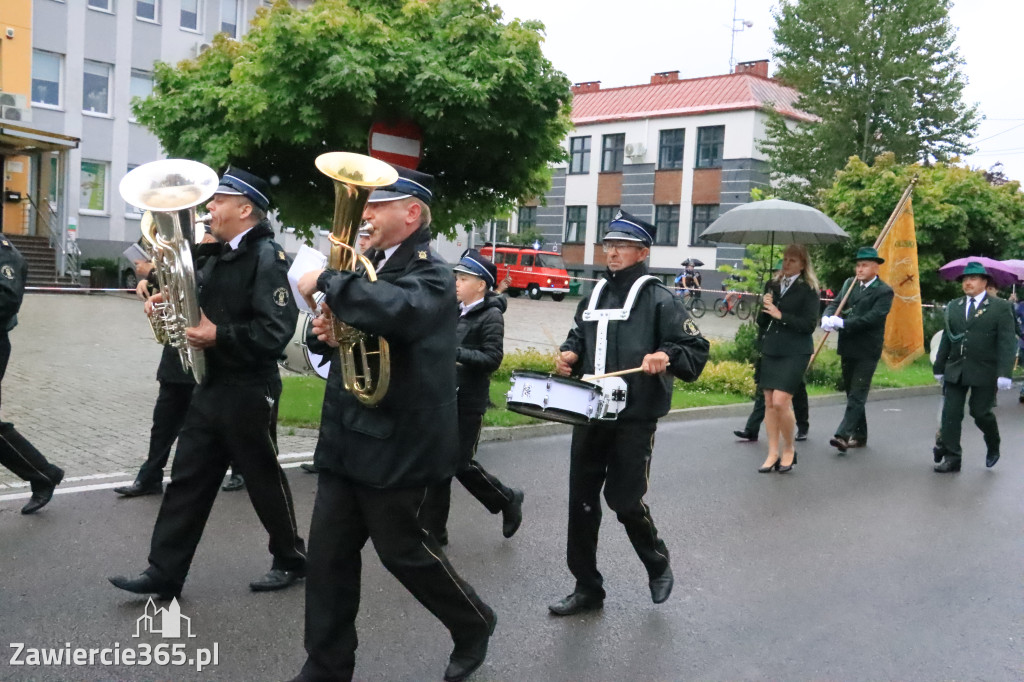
[570, 72, 816, 126]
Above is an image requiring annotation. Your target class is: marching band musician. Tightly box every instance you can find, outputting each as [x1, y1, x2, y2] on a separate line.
[292, 166, 495, 682]
[0, 233, 64, 514]
[109, 167, 306, 599]
[550, 211, 709, 616]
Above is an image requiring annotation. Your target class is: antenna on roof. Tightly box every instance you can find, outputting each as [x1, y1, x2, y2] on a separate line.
[729, 0, 754, 72]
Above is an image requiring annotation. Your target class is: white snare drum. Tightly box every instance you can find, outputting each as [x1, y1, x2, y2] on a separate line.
[506, 371, 609, 425]
[280, 312, 330, 380]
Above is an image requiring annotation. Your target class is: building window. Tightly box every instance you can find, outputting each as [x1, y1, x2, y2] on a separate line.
[654, 205, 680, 246]
[136, 0, 157, 21]
[691, 204, 719, 245]
[80, 161, 110, 214]
[601, 133, 625, 172]
[696, 125, 725, 168]
[564, 206, 587, 243]
[596, 205, 619, 241]
[659, 129, 685, 170]
[31, 50, 63, 107]
[568, 136, 591, 175]
[518, 206, 537, 231]
[221, 0, 239, 37]
[88, 0, 113, 11]
[180, 0, 200, 30]
[83, 60, 112, 115]
[129, 70, 153, 121]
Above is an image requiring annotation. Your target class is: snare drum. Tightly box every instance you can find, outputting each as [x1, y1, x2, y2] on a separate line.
[280, 312, 330, 380]
[506, 370, 607, 425]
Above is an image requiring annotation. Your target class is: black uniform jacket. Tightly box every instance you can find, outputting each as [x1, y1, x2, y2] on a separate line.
[560, 262, 709, 422]
[933, 293, 1016, 386]
[193, 220, 297, 384]
[456, 291, 505, 415]
[312, 226, 460, 489]
[756, 277, 819, 356]
[0, 236, 27, 333]
[824, 276, 894, 360]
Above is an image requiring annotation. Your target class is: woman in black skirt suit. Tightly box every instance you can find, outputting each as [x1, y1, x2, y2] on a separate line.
[756, 244, 820, 473]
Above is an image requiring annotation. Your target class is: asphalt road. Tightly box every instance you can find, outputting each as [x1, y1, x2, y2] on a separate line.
[2, 391, 1022, 681]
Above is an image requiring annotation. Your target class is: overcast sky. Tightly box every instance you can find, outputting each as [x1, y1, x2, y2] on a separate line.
[493, 0, 1024, 182]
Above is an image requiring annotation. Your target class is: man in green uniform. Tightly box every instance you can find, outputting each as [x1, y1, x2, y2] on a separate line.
[932, 262, 1017, 473]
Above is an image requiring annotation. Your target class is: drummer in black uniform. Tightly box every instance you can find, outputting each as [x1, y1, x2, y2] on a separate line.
[550, 211, 709, 616]
[109, 167, 306, 598]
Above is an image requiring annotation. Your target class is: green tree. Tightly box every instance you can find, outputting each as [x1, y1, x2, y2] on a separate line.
[134, 0, 572, 239]
[761, 0, 979, 200]
[816, 154, 1024, 301]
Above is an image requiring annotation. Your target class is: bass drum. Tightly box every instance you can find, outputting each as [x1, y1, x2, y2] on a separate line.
[280, 312, 330, 380]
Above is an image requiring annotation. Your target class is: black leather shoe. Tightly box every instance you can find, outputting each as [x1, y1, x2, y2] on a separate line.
[986, 451, 1000, 468]
[501, 489, 524, 538]
[830, 436, 849, 453]
[649, 565, 674, 604]
[733, 429, 758, 442]
[299, 462, 319, 474]
[113, 480, 163, 497]
[222, 474, 245, 492]
[249, 568, 305, 592]
[21, 467, 64, 514]
[443, 608, 496, 682]
[548, 592, 604, 616]
[934, 457, 961, 473]
[794, 429, 808, 442]
[108, 573, 180, 600]
[933, 444, 944, 464]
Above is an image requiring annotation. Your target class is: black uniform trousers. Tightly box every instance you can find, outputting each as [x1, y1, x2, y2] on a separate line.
[145, 378, 305, 588]
[834, 356, 878, 441]
[420, 412, 516, 538]
[136, 381, 194, 488]
[300, 471, 494, 682]
[939, 380, 999, 459]
[0, 333, 61, 492]
[744, 383, 809, 436]
[567, 420, 669, 599]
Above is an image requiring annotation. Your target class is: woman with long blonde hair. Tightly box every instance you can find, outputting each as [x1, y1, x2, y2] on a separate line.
[755, 244, 820, 473]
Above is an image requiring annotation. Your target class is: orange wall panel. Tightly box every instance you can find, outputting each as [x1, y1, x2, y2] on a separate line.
[691, 168, 722, 205]
[596, 173, 622, 206]
[653, 170, 683, 204]
[561, 243, 585, 267]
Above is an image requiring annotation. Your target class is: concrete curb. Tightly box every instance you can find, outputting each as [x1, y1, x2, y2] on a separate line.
[284, 384, 942, 443]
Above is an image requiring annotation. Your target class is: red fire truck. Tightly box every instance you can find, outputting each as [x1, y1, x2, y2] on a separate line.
[479, 243, 571, 301]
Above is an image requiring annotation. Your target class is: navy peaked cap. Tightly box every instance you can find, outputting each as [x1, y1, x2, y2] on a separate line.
[604, 210, 656, 247]
[453, 248, 497, 289]
[368, 165, 433, 206]
[216, 166, 271, 212]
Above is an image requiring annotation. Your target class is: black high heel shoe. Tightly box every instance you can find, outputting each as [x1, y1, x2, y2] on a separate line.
[758, 456, 781, 473]
[778, 452, 798, 474]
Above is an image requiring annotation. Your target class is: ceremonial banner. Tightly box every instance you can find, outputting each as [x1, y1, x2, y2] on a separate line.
[877, 197, 924, 368]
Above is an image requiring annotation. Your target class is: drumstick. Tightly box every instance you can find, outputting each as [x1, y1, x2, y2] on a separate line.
[584, 366, 646, 381]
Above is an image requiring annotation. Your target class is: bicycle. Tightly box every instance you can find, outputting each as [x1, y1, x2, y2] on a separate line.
[713, 292, 752, 320]
[674, 288, 706, 318]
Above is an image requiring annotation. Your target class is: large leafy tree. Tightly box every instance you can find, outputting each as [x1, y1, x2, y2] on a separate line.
[761, 0, 980, 200]
[134, 0, 573, 238]
[815, 154, 1024, 302]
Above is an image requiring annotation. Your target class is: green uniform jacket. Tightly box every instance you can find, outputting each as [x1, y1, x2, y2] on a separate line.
[823, 276, 894, 360]
[933, 294, 1016, 386]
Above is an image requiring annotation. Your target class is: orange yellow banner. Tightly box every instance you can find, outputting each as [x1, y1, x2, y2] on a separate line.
[877, 197, 924, 369]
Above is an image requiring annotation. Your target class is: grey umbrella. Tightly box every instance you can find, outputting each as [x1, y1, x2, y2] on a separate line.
[701, 199, 849, 245]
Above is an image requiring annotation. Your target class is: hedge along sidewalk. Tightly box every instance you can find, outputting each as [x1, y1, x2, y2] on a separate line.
[286, 384, 942, 444]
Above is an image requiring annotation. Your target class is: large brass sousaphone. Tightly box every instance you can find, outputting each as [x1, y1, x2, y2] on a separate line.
[119, 159, 219, 383]
[314, 152, 399, 406]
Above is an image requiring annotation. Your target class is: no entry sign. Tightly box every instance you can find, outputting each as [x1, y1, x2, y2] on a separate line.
[368, 120, 423, 169]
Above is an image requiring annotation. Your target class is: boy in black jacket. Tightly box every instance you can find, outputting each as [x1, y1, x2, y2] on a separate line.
[420, 249, 524, 546]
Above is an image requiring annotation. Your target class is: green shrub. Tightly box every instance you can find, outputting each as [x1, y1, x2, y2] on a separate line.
[732, 321, 761, 365]
[923, 304, 945, 351]
[804, 347, 843, 390]
[82, 257, 119, 273]
[494, 347, 557, 381]
[686, 360, 756, 397]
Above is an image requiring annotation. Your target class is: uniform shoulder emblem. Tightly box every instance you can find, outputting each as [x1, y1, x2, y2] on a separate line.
[275, 247, 287, 261]
[417, 250, 428, 260]
[1, 264, 14, 280]
[683, 318, 702, 337]
[1, 239, 10, 248]
[273, 286, 289, 307]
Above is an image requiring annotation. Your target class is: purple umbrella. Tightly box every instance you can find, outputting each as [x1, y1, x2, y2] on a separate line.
[938, 257, 1020, 288]
[1000, 259, 1024, 281]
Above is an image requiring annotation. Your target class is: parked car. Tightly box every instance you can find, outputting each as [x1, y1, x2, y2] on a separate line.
[479, 243, 571, 301]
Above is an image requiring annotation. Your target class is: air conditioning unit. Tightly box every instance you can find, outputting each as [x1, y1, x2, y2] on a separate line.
[192, 42, 213, 57]
[625, 142, 646, 159]
[0, 105, 32, 123]
[0, 92, 28, 108]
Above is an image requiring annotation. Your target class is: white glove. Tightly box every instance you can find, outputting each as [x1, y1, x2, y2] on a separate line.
[934, 374, 944, 384]
[829, 315, 845, 329]
[821, 316, 831, 329]
[997, 377, 1013, 391]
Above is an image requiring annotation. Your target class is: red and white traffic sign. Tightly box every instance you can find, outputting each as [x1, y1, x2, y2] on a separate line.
[368, 120, 423, 169]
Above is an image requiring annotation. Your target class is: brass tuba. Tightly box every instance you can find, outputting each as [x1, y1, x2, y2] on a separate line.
[314, 152, 399, 406]
[120, 159, 219, 384]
